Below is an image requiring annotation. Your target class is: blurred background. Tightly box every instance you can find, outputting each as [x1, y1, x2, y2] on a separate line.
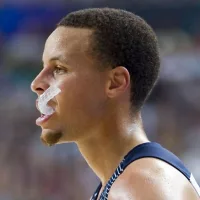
[0, 0, 200, 199]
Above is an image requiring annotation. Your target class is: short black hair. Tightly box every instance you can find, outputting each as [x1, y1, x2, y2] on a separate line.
[57, 8, 160, 111]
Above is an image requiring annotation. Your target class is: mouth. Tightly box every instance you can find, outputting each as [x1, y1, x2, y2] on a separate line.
[35, 98, 57, 126]
[36, 113, 54, 126]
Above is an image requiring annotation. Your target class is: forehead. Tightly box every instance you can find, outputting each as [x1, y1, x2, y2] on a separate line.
[43, 26, 93, 63]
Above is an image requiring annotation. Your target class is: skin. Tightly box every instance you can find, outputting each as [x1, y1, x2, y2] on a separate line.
[107, 158, 199, 200]
[31, 26, 199, 200]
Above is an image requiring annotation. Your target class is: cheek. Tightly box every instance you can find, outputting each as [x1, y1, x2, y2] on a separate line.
[56, 77, 88, 115]
[57, 74, 105, 113]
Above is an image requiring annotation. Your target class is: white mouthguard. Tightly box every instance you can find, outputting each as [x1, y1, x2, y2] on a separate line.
[38, 85, 61, 115]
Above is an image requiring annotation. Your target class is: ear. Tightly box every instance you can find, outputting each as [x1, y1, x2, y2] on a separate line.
[106, 66, 130, 98]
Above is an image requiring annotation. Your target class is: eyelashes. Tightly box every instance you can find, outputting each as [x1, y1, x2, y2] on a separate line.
[53, 65, 68, 75]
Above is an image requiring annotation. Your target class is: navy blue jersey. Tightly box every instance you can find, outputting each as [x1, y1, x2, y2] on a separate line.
[91, 142, 200, 200]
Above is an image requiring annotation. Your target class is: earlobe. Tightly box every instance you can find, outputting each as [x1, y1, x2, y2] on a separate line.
[106, 66, 130, 98]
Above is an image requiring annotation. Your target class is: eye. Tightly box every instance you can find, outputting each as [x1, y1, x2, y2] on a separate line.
[53, 66, 67, 75]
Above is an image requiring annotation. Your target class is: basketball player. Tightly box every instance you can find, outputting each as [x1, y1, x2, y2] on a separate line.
[31, 8, 200, 200]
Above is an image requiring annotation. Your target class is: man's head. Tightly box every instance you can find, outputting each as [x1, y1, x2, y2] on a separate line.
[31, 8, 160, 146]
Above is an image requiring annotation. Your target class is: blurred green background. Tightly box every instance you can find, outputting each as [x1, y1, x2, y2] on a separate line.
[0, 1, 200, 199]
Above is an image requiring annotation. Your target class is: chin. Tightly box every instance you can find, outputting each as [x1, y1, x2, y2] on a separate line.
[40, 129, 63, 147]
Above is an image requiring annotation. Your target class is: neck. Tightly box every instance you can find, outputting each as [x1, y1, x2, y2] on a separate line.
[76, 112, 149, 186]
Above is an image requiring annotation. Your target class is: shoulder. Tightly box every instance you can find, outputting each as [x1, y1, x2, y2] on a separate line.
[108, 158, 199, 200]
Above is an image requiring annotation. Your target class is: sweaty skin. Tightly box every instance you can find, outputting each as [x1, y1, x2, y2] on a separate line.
[106, 159, 199, 200]
[31, 27, 200, 200]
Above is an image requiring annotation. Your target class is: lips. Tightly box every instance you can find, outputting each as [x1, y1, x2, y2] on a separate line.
[36, 113, 53, 126]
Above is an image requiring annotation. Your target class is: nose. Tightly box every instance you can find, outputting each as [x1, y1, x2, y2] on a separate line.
[31, 70, 50, 96]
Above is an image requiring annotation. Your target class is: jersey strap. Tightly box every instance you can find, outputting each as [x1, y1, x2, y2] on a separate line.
[122, 142, 191, 179]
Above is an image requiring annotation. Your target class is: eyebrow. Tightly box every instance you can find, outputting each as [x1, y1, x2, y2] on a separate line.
[43, 55, 69, 65]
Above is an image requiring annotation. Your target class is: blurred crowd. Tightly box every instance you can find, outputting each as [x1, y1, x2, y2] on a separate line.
[0, 1, 200, 199]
